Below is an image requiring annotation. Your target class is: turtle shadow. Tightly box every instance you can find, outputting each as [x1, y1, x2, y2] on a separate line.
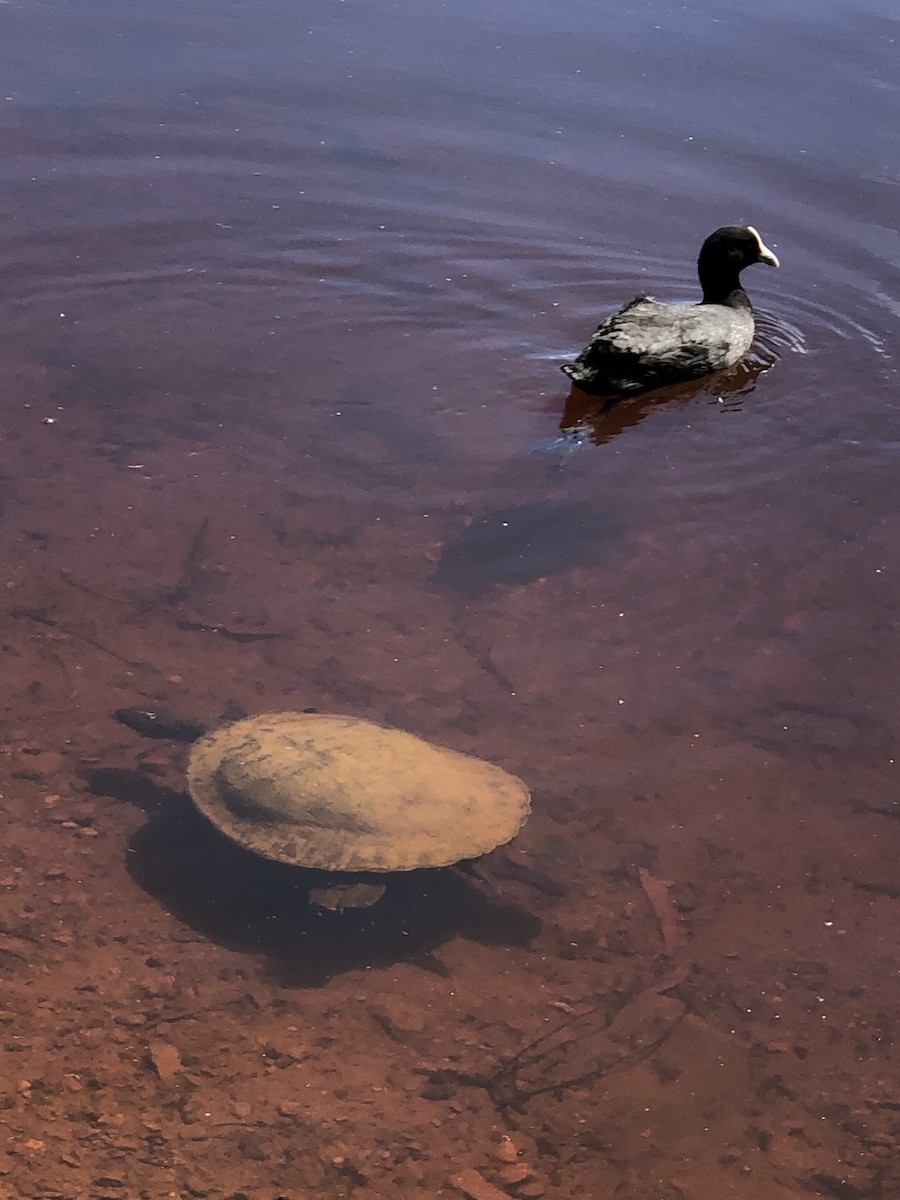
[126, 796, 543, 988]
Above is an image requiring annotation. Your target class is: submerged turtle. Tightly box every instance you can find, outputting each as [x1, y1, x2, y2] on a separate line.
[118, 707, 531, 910]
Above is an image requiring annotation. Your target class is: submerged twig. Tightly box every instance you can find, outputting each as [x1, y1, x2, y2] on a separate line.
[166, 516, 211, 606]
[175, 619, 288, 643]
[11, 607, 143, 667]
[478, 977, 685, 1110]
[463, 866, 692, 1112]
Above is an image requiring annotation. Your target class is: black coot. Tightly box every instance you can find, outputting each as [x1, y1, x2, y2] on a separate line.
[561, 225, 779, 396]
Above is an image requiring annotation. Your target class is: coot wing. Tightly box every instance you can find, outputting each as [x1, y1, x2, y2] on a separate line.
[562, 297, 744, 395]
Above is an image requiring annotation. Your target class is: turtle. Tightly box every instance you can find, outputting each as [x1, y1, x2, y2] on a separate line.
[116, 707, 531, 910]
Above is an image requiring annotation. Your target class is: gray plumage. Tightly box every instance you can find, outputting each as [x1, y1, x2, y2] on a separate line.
[561, 225, 779, 396]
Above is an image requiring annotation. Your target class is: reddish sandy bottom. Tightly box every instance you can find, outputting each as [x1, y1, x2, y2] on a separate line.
[0, 352, 896, 1200]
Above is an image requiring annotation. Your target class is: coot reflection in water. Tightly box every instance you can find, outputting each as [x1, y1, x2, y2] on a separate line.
[556, 339, 778, 448]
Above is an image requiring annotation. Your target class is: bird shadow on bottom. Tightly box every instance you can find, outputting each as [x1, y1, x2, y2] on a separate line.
[125, 795, 542, 988]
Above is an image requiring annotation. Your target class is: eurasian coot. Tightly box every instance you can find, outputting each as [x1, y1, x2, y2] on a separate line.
[561, 225, 779, 396]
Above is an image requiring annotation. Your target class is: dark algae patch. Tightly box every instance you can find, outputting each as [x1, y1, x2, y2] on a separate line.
[435, 500, 623, 595]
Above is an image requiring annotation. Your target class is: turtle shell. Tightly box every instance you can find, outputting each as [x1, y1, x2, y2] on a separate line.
[186, 712, 531, 872]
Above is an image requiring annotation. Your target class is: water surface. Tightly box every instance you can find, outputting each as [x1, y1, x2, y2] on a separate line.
[0, 1, 897, 1197]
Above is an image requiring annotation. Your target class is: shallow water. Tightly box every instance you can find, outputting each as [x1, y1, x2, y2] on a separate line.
[0, 0, 897, 1197]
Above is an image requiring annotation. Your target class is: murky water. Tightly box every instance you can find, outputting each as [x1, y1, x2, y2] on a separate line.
[0, 0, 897, 1196]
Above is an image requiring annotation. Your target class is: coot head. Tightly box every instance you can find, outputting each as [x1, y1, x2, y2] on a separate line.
[698, 225, 779, 304]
